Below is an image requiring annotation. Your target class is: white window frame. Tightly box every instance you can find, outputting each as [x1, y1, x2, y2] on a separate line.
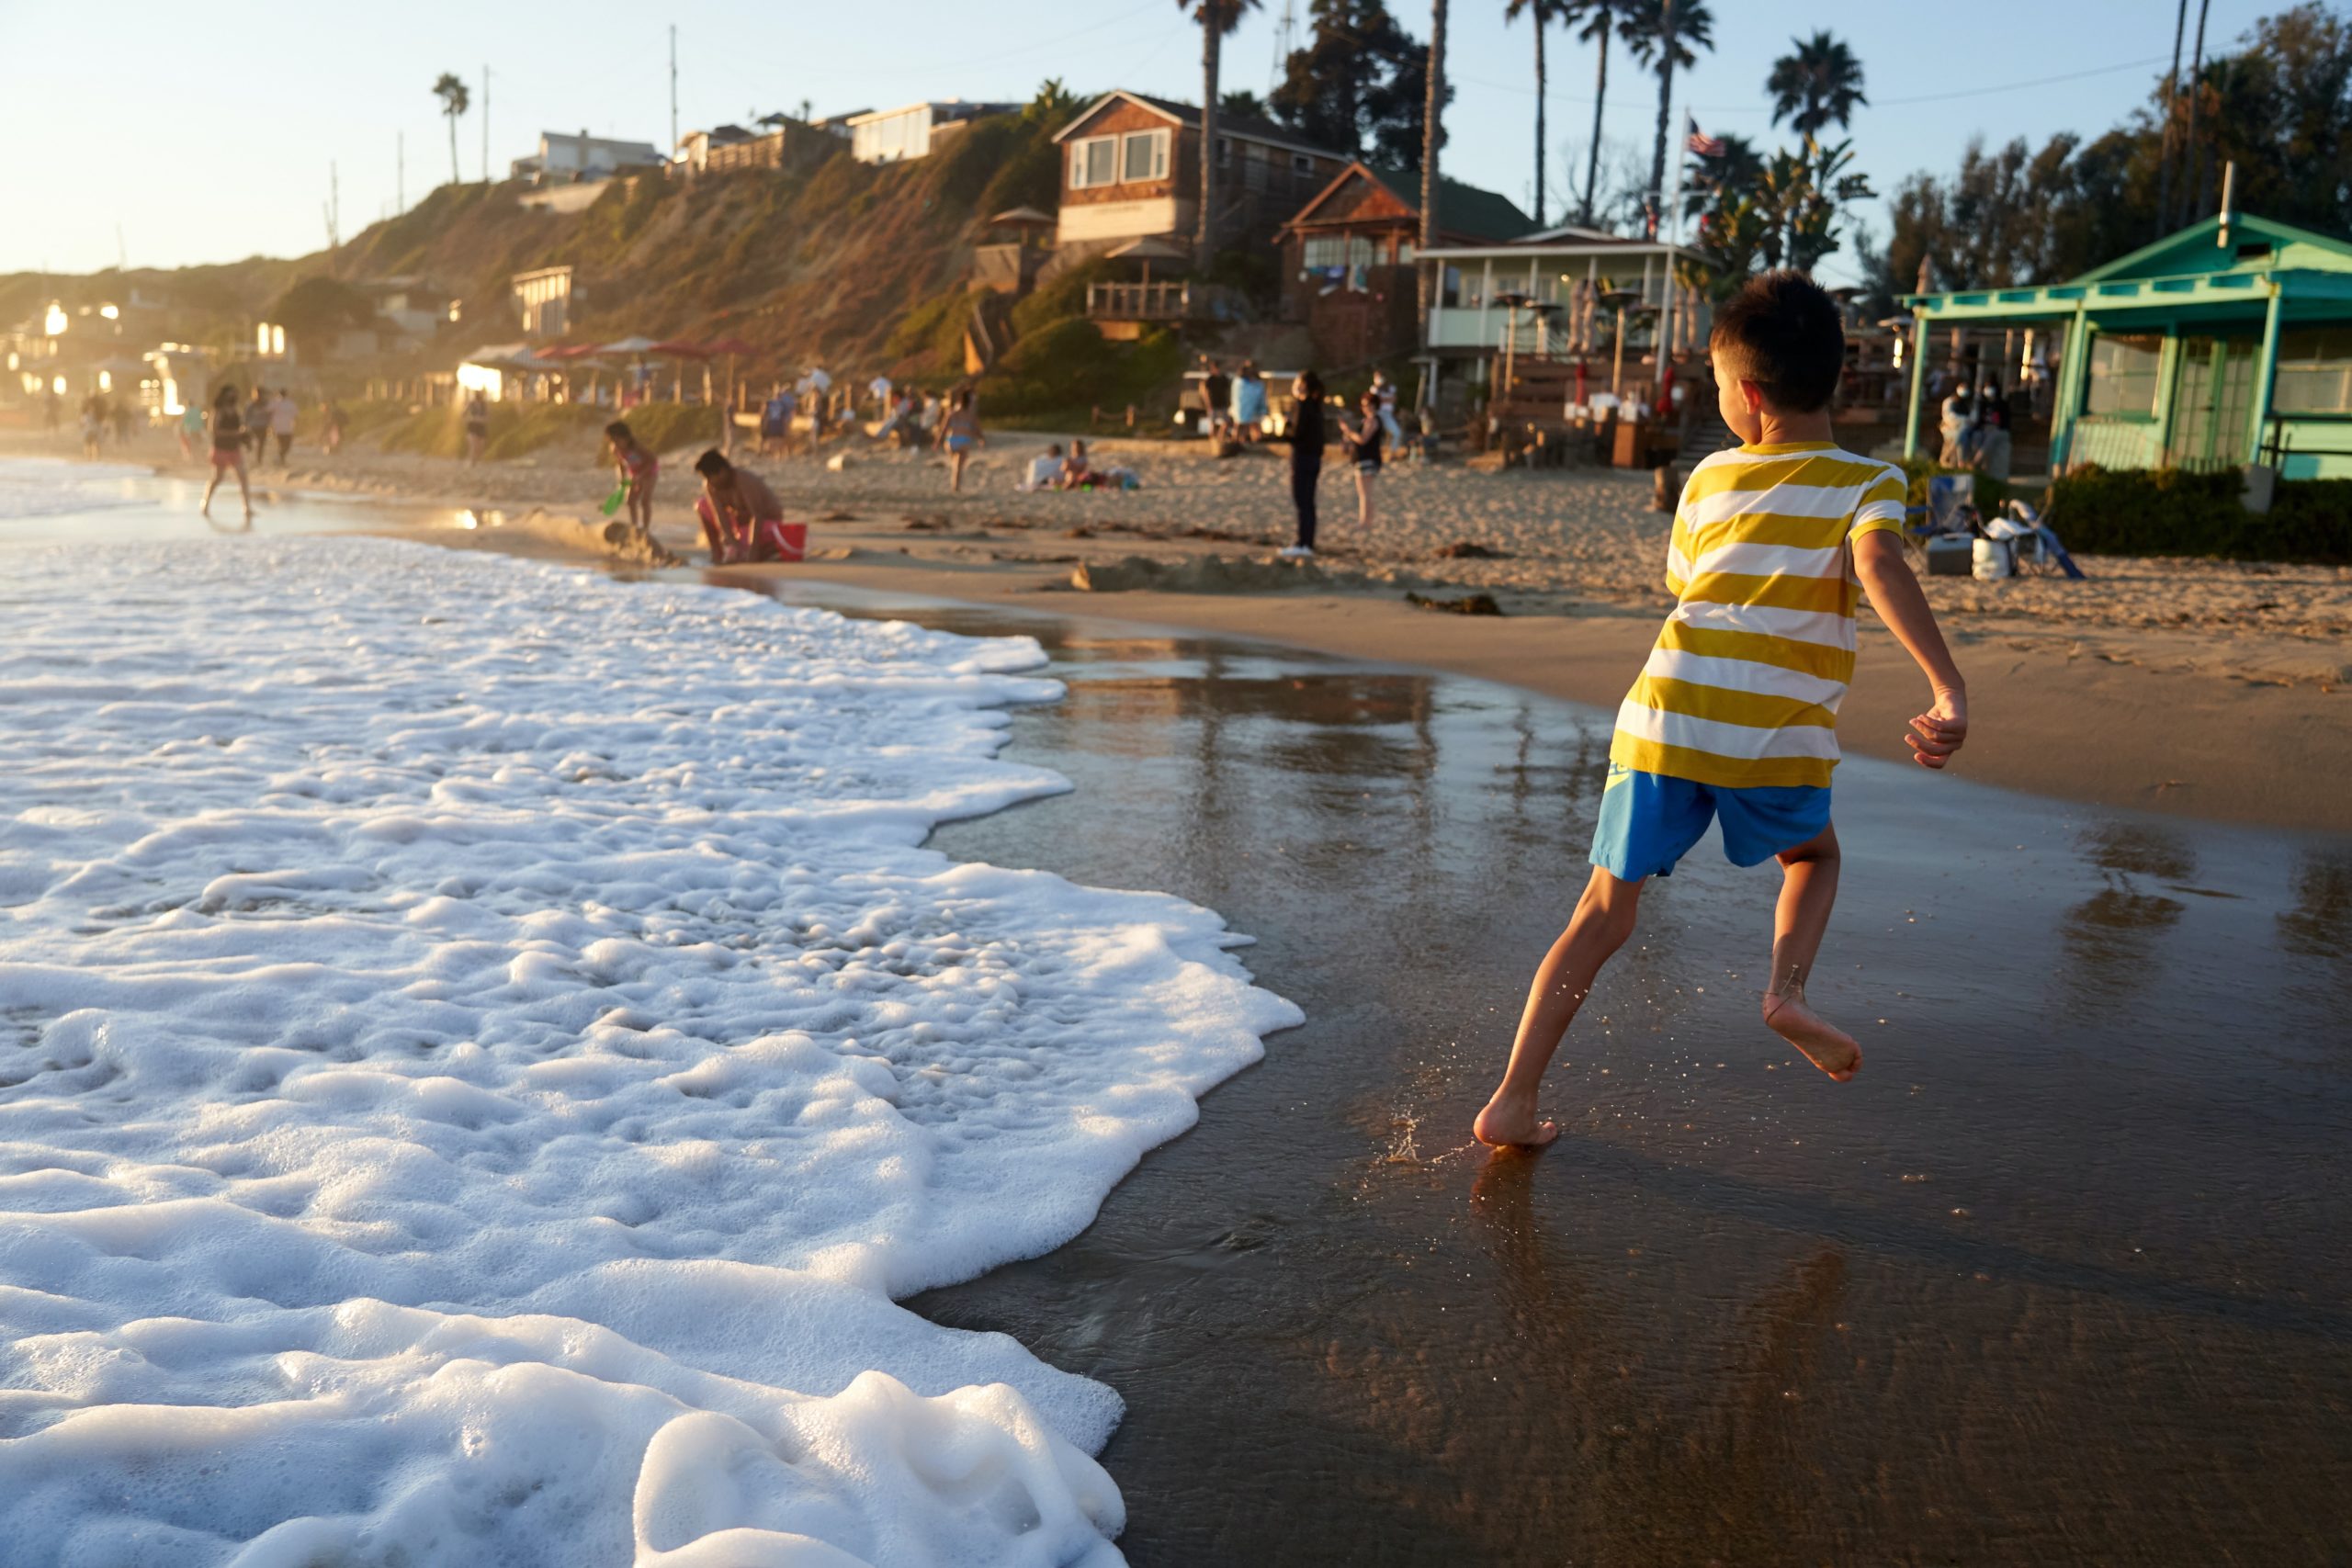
[1120, 130, 1170, 183]
[1069, 134, 1119, 190]
[1292, 152, 1316, 176]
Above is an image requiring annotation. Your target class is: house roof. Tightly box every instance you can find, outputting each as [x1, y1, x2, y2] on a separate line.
[2075, 212, 2352, 283]
[1281, 162, 1537, 243]
[1053, 90, 1345, 162]
[1902, 212, 2352, 321]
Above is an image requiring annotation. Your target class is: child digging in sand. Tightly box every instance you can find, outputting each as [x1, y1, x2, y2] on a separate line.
[1475, 270, 1970, 1148]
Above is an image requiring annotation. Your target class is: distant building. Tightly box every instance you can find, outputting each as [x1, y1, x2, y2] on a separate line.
[845, 100, 1012, 165]
[1050, 90, 1348, 262]
[1277, 162, 1534, 365]
[356, 277, 459, 341]
[673, 115, 848, 179]
[511, 266, 577, 339]
[511, 131, 666, 185]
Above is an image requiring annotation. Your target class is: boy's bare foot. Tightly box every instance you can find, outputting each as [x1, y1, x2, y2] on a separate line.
[1762, 983, 1860, 1081]
[1473, 1091, 1559, 1148]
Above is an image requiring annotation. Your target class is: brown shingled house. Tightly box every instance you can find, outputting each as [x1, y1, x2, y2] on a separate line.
[1278, 162, 1536, 367]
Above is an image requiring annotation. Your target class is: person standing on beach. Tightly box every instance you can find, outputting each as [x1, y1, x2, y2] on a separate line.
[760, 383, 797, 457]
[936, 388, 981, 493]
[1200, 359, 1230, 441]
[199, 385, 254, 521]
[605, 421, 659, 541]
[1280, 370, 1326, 559]
[1340, 389, 1384, 530]
[1231, 362, 1268, 443]
[270, 389, 297, 467]
[177, 400, 205, 462]
[1474, 271, 1971, 1148]
[243, 388, 272, 461]
[1373, 368, 1404, 458]
[462, 392, 490, 465]
[322, 398, 346, 457]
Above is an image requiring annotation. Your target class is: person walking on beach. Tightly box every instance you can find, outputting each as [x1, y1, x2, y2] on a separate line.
[243, 388, 272, 461]
[269, 389, 297, 467]
[1280, 370, 1327, 559]
[937, 387, 981, 493]
[462, 392, 490, 465]
[605, 420, 659, 541]
[80, 394, 106, 458]
[177, 400, 205, 462]
[760, 383, 797, 457]
[1473, 272, 1971, 1148]
[199, 385, 254, 521]
[322, 398, 346, 457]
[1340, 389, 1385, 530]
[691, 448, 791, 563]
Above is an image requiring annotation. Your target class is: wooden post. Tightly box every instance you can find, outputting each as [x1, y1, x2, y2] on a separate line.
[2048, 303, 2094, 472]
[2245, 282, 2286, 466]
[1901, 307, 1932, 461]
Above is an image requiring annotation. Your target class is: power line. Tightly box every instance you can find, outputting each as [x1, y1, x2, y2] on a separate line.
[1454, 51, 2174, 117]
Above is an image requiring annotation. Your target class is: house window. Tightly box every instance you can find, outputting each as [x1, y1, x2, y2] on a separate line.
[1396, 240, 1414, 265]
[1292, 153, 1315, 176]
[2083, 333, 2163, 418]
[1442, 265, 1463, 309]
[2273, 327, 2352, 415]
[1121, 130, 1169, 183]
[1303, 236, 1348, 269]
[1069, 135, 1118, 189]
[1216, 136, 1232, 167]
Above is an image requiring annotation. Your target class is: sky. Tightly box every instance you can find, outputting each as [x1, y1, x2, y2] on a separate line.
[0, 0, 2280, 288]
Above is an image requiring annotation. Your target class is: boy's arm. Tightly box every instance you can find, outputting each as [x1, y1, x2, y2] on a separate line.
[1851, 529, 1969, 769]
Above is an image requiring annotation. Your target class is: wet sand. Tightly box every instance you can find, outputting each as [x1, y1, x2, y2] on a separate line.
[826, 596, 2350, 1567]
[16, 472, 2352, 1563]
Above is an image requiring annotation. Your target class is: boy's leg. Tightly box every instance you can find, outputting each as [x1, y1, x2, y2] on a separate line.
[1762, 824, 1860, 1080]
[1474, 865, 1645, 1147]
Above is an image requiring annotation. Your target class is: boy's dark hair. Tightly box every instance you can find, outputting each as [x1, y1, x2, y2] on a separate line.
[1709, 269, 1845, 413]
[693, 448, 731, 479]
[604, 420, 634, 444]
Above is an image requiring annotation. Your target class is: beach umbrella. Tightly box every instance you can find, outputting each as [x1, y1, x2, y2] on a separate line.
[989, 206, 1055, 229]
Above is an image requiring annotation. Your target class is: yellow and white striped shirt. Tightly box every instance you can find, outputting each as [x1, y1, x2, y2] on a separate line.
[1610, 441, 1906, 790]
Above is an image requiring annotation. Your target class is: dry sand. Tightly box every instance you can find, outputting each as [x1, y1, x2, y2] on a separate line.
[22, 425, 2352, 834]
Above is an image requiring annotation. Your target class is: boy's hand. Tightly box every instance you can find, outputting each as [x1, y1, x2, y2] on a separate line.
[1906, 689, 1967, 768]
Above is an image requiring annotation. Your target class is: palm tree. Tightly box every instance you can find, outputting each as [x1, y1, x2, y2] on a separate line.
[1504, 0, 1566, 228]
[1177, 0, 1261, 269]
[1766, 31, 1866, 141]
[1562, 0, 1623, 226]
[1621, 0, 1713, 239]
[432, 73, 470, 186]
[1419, 0, 1449, 325]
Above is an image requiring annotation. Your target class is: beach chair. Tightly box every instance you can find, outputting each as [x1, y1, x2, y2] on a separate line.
[1901, 473, 1975, 554]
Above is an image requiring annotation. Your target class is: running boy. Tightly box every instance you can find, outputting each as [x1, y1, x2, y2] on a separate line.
[1475, 271, 1969, 1148]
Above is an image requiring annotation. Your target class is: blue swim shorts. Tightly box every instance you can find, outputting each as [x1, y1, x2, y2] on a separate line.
[1589, 763, 1831, 883]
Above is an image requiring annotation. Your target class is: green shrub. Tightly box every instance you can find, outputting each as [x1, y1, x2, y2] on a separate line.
[615, 401, 722, 455]
[2048, 466, 2352, 564]
[1010, 260, 1115, 338]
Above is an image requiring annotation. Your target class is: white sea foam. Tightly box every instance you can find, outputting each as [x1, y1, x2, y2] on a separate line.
[0, 534, 1298, 1566]
[0, 457, 153, 522]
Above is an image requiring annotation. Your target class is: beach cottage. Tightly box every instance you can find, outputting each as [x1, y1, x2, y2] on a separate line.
[1051, 91, 1348, 262]
[1276, 164, 1534, 366]
[1901, 211, 2352, 480]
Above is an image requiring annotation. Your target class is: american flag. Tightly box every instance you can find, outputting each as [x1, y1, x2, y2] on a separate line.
[1685, 116, 1724, 159]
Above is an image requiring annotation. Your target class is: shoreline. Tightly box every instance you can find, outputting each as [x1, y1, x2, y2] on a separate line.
[13, 432, 2349, 836]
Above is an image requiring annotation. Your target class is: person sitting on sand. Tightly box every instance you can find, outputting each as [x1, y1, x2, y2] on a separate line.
[1057, 438, 1098, 490]
[1023, 442, 1064, 492]
[199, 385, 254, 522]
[605, 421, 659, 541]
[937, 388, 981, 493]
[691, 449, 791, 564]
[1473, 270, 1971, 1149]
[463, 392, 491, 466]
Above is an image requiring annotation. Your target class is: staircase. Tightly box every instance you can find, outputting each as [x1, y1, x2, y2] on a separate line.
[1680, 401, 1736, 464]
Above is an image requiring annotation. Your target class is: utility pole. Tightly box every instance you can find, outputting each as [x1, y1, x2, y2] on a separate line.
[1270, 0, 1297, 97]
[482, 65, 492, 183]
[116, 224, 127, 272]
[397, 131, 405, 213]
[2177, 0, 2211, 228]
[323, 162, 341, 254]
[669, 25, 679, 160]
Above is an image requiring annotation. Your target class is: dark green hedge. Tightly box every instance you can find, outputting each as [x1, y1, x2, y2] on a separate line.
[2049, 466, 2352, 564]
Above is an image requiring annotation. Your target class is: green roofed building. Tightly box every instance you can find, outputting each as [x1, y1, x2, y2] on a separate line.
[1902, 211, 2352, 480]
